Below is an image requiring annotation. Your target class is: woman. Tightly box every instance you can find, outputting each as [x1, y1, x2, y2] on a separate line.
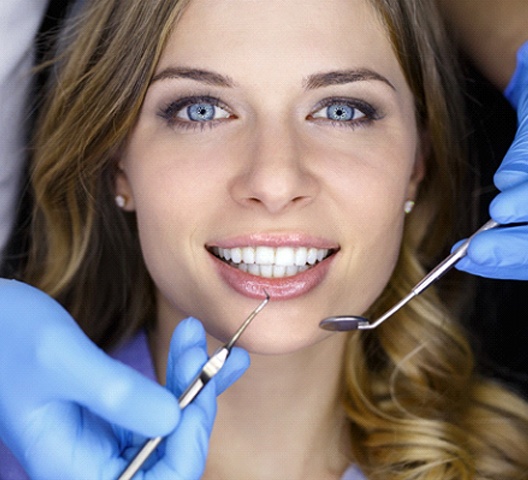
[2, 0, 528, 478]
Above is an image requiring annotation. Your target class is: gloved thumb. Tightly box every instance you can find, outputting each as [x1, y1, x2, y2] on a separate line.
[496, 41, 528, 191]
[166, 317, 250, 397]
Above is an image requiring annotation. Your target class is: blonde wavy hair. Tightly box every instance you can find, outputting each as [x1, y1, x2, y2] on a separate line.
[25, 0, 528, 478]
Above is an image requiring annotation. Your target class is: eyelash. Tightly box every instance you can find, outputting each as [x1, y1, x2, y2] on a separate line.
[158, 95, 233, 131]
[158, 95, 381, 131]
[308, 97, 381, 129]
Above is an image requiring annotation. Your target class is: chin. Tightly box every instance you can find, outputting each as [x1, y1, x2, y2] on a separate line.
[227, 320, 338, 356]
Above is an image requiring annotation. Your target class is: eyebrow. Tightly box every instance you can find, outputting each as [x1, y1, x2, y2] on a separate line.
[151, 67, 237, 87]
[303, 69, 395, 90]
[151, 66, 394, 91]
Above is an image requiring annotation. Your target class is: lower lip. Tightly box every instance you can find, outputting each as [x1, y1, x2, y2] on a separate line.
[209, 254, 335, 300]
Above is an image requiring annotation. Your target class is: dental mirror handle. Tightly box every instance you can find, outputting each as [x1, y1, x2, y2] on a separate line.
[368, 218, 499, 329]
[321, 219, 500, 331]
[412, 218, 499, 295]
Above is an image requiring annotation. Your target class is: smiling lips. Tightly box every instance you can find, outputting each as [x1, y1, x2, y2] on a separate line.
[207, 243, 338, 299]
[210, 245, 334, 278]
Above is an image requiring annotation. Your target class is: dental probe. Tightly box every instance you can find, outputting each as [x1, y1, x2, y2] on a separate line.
[117, 293, 270, 480]
[319, 219, 499, 331]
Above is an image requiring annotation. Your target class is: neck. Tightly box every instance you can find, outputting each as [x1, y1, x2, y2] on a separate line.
[206, 336, 351, 480]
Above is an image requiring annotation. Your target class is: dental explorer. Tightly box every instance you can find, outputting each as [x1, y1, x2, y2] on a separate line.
[117, 293, 270, 480]
[319, 218, 499, 332]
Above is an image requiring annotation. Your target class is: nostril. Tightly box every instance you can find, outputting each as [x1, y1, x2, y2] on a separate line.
[292, 194, 311, 204]
[228, 148, 319, 213]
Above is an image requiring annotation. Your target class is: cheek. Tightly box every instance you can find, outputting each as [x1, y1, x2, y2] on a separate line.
[123, 141, 232, 296]
[318, 142, 416, 311]
[133, 189, 183, 285]
[327, 192, 405, 317]
[126, 136, 222, 215]
[316, 138, 416, 221]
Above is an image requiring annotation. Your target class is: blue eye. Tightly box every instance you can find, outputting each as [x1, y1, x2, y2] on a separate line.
[312, 101, 366, 122]
[327, 104, 355, 121]
[177, 102, 230, 122]
[186, 103, 215, 121]
[160, 95, 232, 128]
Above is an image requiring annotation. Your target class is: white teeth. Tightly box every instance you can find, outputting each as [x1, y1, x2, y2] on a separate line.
[275, 247, 295, 266]
[294, 247, 307, 266]
[212, 245, 333, 278]
[255, 246, 275, 265]
[248, 263, 260, 276]
[242, 247, 255, 264]
[231, 247, 242, 263]
[260, 265, 273, 278]
[273, 265, 286, 277]
[286, 265, 299, 276]
[238, 263, 248, 273]
[307, 248, 318, 265]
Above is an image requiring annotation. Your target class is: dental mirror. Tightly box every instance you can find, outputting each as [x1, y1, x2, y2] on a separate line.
[319, 219, 499, 332]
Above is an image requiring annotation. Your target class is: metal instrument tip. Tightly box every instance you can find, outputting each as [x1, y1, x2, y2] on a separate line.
[225, 292, 270, 350]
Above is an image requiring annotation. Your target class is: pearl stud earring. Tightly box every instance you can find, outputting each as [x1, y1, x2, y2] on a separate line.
[115, 194, 127, 208]
[404, 200, 415, 214]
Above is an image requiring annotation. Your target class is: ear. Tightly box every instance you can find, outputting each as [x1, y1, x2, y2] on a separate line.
[406, 128, 428, 200]
[114, 162, 136, 211]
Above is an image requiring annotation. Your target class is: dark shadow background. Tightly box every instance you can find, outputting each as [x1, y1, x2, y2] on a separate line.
[460, 62, 528, 398]
[3, 1, 527, 398]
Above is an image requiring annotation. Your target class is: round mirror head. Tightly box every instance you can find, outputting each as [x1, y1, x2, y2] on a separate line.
[319, 316, 370, 331]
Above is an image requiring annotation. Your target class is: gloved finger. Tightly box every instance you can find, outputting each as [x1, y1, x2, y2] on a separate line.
[166, 317, 209, 394]
[490, 176, 528, 223]
[138, 320, 216, 480]
[504, 41, 528, 110]
[170, 343, 249, 398]
[144, 384, 216, 480]
[20, 404, 126, 480]
[45, 330, 180, 439]
[454, 225, 528, 280]
[496, 42, 528, 191]
[0, 279, 179, 439]
[155, 350, 247, 480]
[166, 317, 250, 395]
[167, 344, 210, 398]
[214, 346, 250, 394]
[493, 117, 528, 191]
[52, 334, 180, 436]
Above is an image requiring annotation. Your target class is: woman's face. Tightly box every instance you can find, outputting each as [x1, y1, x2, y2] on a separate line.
[117, 0, 425, 353]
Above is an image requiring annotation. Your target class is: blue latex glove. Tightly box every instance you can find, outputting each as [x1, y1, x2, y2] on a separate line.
[0, 279, 249, 479]
[455, 41, 528, 280]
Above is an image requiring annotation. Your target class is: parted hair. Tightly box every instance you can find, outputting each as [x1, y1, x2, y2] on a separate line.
[25, 0, 528, 478]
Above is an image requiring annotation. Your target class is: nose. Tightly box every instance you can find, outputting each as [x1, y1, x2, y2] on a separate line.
[229, 122, 319, 214]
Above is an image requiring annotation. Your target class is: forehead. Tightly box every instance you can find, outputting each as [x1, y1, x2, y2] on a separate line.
[157, 0, 405, 88]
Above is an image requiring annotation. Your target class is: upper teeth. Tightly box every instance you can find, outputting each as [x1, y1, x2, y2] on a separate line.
[210, 246, 332, 278]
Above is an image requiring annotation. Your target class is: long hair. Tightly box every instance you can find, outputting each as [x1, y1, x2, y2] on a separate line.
[25, 0, 528, 478]
[26, 0, 190, 348]
[342, 1, 528, 478]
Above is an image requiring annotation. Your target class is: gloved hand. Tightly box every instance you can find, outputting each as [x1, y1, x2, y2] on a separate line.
[0, 278, 250, 479]
[455, 41, 528, 280]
